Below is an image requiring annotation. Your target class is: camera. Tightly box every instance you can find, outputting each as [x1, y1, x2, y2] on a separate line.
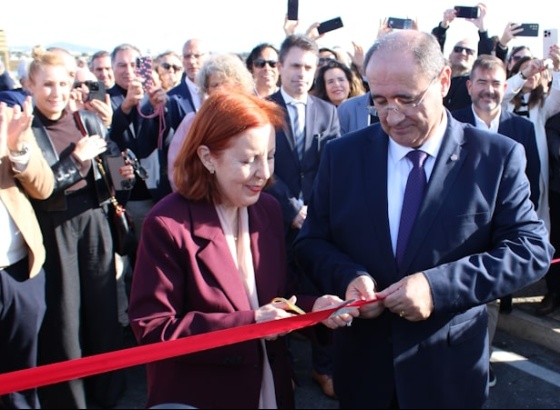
[122, 149, 149, 180]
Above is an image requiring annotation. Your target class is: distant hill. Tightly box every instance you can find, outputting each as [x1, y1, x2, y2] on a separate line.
[10, 41, 101, 56]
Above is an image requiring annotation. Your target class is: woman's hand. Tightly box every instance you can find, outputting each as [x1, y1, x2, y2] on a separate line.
[73, 134, 107, 162]
[255, 296, 297, 341]
[0, 96, 33, 153]
[313, 295, 359, 329]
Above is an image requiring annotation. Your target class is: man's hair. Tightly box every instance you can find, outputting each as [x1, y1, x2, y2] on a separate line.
[110, 44, 141, 63]
[278, 34, 318, 63]
[470, 55, 506, 80]
[364, 31, 445, 80]
[90, 50, 110, 67]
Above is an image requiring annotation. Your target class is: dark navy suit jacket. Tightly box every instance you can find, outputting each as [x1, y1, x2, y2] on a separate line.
[266, 90, 340, 230]
[294, 111, 553, 408]
[167, 74, 197, 130]
[452, 107, 541, 209]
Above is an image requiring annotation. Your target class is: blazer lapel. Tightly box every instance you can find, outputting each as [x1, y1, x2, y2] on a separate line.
[190, 201, 252, 312]
[365, 128, 397, 270]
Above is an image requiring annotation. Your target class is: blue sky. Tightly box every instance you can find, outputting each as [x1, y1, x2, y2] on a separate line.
[2, 0, 557, 58]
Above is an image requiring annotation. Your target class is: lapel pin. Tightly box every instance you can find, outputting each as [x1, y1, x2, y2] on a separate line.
[450, 154, 459, 161]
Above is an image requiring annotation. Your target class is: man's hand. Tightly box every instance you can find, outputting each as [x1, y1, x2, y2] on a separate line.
[376, 272, 434, 321]
[345, 275, 384, 319]
[291, 205, 307, 229]
[121, 79, 144, 114]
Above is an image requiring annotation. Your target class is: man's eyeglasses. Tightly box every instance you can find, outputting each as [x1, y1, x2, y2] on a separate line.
[183, 53, 206, 60]
[160, 62, 182, 71]
[253, 59, 278, 69]
[453, 46, 475, 56]
[318, 56, 336, 66]
[367, 77, 436, 117]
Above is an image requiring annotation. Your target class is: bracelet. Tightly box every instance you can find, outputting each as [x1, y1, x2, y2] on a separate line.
[519, 71, 528, 80]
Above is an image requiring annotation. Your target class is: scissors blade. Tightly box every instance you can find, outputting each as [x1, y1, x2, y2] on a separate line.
[329, 299, 357, 318]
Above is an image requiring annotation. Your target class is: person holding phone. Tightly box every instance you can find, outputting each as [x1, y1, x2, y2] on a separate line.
[71, 67, 112, 127]
[25, 49, 126, 409]
[0, 98, 54, 409]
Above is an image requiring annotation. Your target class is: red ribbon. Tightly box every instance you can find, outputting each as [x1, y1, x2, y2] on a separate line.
[0, 299, 370, 395]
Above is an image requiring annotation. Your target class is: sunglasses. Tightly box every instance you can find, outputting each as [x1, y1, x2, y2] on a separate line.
[453, 46, 475, 56]
[73, 80, 95, 89]
[253, 59, 277, 69]
[160, 62, 182, 71]
[318, 56, 336, 65]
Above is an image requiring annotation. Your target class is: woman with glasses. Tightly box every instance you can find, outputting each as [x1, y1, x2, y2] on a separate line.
[155, 51, 183, 91]
[246, 43, 280, 98]
[167, 53, 256, 191]
[311, 59, 366, 107]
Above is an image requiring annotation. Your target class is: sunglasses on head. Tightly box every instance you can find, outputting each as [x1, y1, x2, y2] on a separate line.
[453, 46, 475, 56]
[160, 62, 182, 71]
[253, 59, 277, 69]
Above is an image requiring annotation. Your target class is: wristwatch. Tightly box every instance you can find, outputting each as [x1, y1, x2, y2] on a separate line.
[9, 143, 30, 157]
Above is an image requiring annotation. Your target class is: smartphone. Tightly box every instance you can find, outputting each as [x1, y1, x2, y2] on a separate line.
[454, 5, 480, 18]
[136, 56, 153, 92]
[517, 23, 539, 37]
[317, 17, 344, 35]
[106, 155, 134, 191]
[387, 17, 413, 30]
[287, 0, 298, 21]
[85, 80, 106, 102]
[543, 29, 558, 58]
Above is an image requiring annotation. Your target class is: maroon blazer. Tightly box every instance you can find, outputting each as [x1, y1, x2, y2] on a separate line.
[129, 192, 315, 409]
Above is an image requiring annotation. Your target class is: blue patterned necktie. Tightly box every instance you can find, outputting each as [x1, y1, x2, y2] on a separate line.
[395, 150, 428, 268]
[290, 101, 305, 161]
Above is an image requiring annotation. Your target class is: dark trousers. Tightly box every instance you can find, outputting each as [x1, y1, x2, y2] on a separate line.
[0, 258, 46, 409]
[35, 192, 125, 409]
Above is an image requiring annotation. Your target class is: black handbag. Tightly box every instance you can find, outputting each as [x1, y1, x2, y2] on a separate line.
[96, 155, 137, 256]
[73, 111, 137, 255]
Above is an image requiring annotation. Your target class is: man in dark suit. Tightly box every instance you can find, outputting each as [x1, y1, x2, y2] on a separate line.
[294, 30, 553, 409]
[167, 38, 209, 126]
[451, 54, 541, 387]
[337, 92, 379, 136]
[266, 34, 340, 399]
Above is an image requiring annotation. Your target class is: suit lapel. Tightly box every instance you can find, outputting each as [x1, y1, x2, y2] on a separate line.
[190, 201, 252, 311]
[365, 128, 397, 270]
[399, 114, 466, 273]
[271, 91, 301, 165]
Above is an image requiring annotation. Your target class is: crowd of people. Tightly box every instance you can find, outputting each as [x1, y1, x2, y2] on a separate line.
[0, 3, 559, 409]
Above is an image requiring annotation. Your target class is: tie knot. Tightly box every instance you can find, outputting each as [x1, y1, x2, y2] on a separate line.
[407, 150, 428, 168]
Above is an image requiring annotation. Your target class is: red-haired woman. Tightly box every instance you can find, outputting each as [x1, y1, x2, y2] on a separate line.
[128, 91, 357, 409]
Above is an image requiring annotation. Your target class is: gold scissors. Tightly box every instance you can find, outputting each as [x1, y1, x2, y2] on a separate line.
[271, 297, 306, 315]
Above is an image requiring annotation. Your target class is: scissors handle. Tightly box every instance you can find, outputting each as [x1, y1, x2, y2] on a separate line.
[271, 297, 306, 315]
